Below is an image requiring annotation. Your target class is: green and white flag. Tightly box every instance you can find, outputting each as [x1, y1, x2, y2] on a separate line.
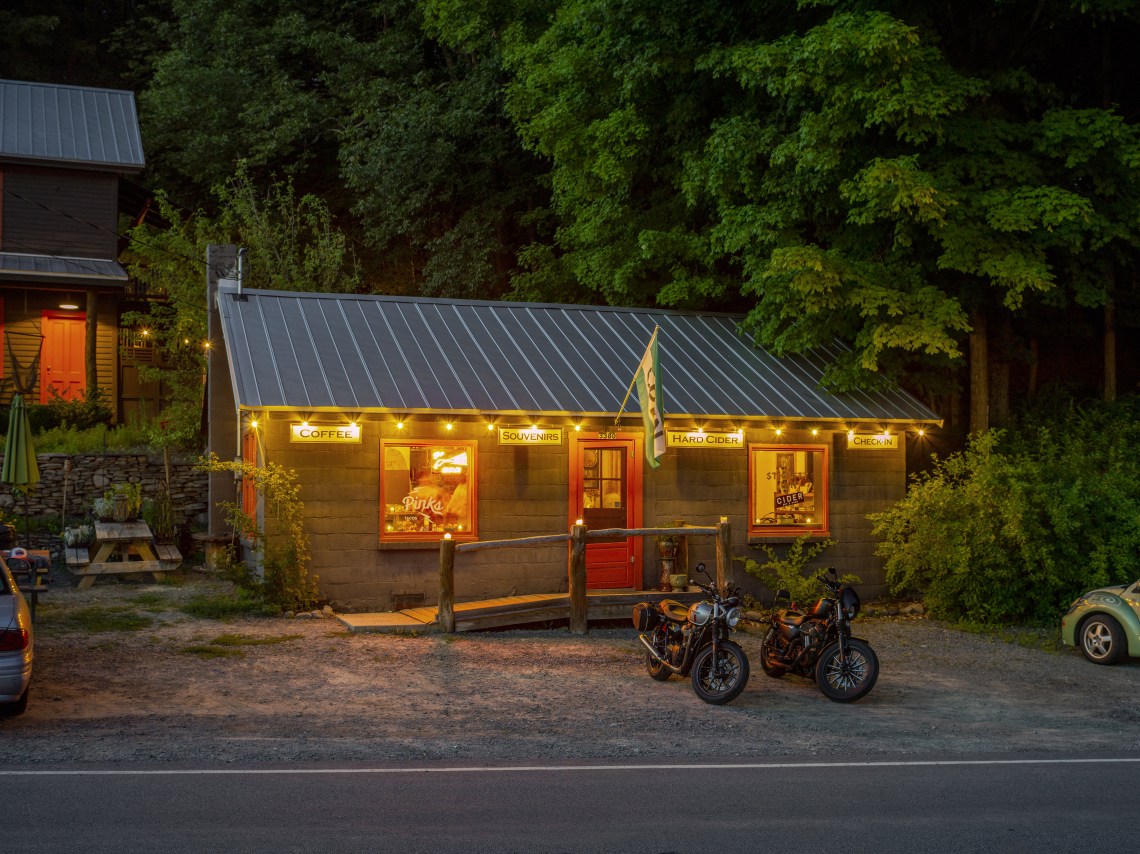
[634, 327, 665, 468]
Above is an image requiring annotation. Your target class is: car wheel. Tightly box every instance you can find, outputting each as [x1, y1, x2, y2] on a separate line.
[1079, 614, 1126, 665]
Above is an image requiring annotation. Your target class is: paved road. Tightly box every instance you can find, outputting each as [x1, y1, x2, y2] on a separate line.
[4, 754, 1138, 852]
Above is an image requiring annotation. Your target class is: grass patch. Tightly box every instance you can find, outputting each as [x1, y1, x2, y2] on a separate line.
[207, 633, 302, 647]
[45, 605, 154, 634]
[180, 589, 279, 619]
[178, 632, 301, 658]
[180, 644, 245, 659]
[949, 620, 1065, 653]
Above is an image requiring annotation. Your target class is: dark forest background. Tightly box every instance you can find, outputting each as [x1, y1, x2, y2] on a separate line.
[4, 0, 1140, 448]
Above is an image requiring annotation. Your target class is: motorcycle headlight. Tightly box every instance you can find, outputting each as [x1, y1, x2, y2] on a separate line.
[726, 606, 742, 628]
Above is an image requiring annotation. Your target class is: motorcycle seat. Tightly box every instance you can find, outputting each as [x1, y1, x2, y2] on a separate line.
[777, 610, 815, 628]
[658, 600, 691, 623]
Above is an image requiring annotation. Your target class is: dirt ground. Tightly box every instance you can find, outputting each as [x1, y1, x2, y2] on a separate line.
[2, 574, 1138, 767]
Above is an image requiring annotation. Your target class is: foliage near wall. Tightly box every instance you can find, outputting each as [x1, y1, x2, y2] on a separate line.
[198, 453, 318, 611]
[870, 396, 1140, 624]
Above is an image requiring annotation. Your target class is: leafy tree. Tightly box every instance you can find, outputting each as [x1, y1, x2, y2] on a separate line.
[500, 0, 1140, 420]
[870, 397, 1140, 624]
[120, 169, 361, 437]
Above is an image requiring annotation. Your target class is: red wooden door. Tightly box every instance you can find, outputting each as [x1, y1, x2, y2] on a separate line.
[569, 434, 643, 589]
[40, 312, 87, 402]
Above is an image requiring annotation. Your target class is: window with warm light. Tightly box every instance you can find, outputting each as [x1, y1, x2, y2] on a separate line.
[380, 441, 476, 539]
[748, 444, 829, 536]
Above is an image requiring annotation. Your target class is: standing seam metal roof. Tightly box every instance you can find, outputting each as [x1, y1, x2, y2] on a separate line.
[216, 284, 942, 424]
[0, 79, 145, 171]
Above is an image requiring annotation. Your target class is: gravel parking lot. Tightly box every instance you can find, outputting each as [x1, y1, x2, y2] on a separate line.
[2, 576, 1137, 767]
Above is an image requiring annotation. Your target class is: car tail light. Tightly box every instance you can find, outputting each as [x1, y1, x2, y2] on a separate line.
[0, 627, 29, 651]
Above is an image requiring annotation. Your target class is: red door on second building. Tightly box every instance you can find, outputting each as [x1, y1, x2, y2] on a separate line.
[40, 311, 86, 402]
[569, 434, 643, 589]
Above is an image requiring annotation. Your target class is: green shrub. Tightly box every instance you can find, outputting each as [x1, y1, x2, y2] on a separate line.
[25, 387, 113, 432]
[870, 398, 1140, 625]
[740, 533, 853, 607]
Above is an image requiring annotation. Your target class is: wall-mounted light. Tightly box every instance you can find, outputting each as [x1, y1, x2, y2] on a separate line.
[396, 421, 405, 430]
[445, 422, 454, 431]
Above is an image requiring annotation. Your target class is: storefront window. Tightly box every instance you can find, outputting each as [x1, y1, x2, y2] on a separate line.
[381, 441, 475, 539]
[748, 444, 828, 536]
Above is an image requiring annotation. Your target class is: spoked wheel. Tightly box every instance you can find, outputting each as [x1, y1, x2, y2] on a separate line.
[815, 638, 878, 703]
[1080, 615, 1126, 665]
[691, 640, 750, 705]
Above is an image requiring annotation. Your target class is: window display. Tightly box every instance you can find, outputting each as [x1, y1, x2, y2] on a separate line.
[749, 445, 828, 535]
[381, 442, 475, 538]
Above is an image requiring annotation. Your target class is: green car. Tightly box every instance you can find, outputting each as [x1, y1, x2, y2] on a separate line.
[1061, 579, 1140, 665]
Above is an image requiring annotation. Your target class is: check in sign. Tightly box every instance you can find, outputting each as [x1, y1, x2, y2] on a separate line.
[290, 424, 362, 443]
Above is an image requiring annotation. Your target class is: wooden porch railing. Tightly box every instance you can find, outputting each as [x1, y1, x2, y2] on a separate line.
[438, 518, 732, 635]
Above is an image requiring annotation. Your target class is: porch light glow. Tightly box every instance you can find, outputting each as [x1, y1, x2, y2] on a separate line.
[918, 428, 925, 437]
[59, 293, 79, 310]
[443, 532, 452, 540]
[445, 422, 454, 431]
[396, 421, 404, 430]
[487, 422, 494, 431]
[575, 519, 583, 526]
[774, 428, 783, 437]
[250, 419, 258, 429]
[811, 428, 818, 436]
[573, 423, 582, 431]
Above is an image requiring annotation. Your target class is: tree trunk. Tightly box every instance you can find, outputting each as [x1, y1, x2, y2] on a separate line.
[1104, 299, 1116, 402]
[989, 316, 1011, 428]
[1028, 338, 1038, 401]
[969, 309, 989, 435]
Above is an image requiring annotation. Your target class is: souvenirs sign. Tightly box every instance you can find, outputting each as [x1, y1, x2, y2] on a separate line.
[498, 426, 564, 446]
[290, 423, 362, 443]
[665, 429, 744, 449]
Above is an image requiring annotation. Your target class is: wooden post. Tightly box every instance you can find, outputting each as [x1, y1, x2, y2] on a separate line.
[438, 537, 456, 633]
[568, 523, 587, 635]
[715, 516, 733, 594]
[673, 519, 688, 577]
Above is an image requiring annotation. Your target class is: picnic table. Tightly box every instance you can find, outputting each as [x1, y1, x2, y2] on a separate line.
[68, 521, 182, 588]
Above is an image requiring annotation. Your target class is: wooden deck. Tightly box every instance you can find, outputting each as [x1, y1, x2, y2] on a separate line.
[336, 588, 704, 634]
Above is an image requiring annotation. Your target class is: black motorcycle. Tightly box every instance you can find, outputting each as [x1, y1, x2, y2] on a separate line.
[759, 567, 879, 702]
[633, 563, 750, 705]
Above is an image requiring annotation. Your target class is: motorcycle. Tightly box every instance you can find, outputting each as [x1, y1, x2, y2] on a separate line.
[632, 562, 750, 705]
[759, 567, 879, 702]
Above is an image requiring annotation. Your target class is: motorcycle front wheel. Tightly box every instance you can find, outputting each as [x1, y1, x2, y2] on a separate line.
[690, 640, 750, 705]
[815, 637, 879, 703]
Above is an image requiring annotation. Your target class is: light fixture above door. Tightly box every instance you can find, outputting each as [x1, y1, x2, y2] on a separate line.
[59, 293, 80, 310]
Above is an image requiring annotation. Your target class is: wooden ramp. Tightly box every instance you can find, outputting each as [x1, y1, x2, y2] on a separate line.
[336, 588, 703, 634]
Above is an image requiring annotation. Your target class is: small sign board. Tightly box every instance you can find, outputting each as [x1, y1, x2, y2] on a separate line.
[846, 432, 899, 451]
[665, 430, 744, 449]
[498, 427, 564, 446]
[775, 491, 806, 508]
[290, 424, 362, 443]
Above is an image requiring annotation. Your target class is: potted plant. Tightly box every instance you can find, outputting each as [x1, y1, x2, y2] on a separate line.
[105, 482, 143, 522]
[63, 523, 94, 547]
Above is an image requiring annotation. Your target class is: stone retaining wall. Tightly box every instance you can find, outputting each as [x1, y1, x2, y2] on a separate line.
[0, 452, 210, 529]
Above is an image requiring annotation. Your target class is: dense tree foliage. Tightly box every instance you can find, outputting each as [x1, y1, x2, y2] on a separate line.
[870, 396, 1140, 624]
[8, 0, 1140, 424]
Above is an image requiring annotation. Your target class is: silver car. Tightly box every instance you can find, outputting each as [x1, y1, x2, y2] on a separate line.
[0, 557, 33, 715]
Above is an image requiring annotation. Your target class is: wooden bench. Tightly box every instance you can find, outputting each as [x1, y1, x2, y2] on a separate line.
[155, 543, 183, 569]
[66, 547, 91, 568]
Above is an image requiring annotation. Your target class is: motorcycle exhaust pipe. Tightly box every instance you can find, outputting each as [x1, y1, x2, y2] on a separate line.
[638, 634, 685, 674]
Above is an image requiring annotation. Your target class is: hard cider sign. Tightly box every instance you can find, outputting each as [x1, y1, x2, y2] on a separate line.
[665, 430, 744, 449]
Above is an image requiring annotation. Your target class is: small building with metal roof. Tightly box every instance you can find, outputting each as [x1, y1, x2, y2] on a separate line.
[209, 266, 941, 613]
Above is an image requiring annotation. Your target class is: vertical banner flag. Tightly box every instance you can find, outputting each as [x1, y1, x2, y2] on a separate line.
[634, 327, 666, 468]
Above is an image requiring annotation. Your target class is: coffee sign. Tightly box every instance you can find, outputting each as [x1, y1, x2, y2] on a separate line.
[290, 424, 362, 443]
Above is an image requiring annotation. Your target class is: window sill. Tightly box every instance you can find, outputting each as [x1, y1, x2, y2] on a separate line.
[747, 531, 831, 545]
[378, 538, 476, 551]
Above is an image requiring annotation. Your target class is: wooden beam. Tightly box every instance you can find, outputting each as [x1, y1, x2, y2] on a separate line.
[715, 516, 733, 593]
[438, 537, 455, 633]
[568, 523, 587, 635]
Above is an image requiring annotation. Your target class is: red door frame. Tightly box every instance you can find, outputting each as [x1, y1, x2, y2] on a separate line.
[568, 431, 644, 589]
[40, 310, 87, 403]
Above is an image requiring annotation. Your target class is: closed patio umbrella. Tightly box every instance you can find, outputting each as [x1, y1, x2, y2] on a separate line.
[2, 394, 40, 544]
